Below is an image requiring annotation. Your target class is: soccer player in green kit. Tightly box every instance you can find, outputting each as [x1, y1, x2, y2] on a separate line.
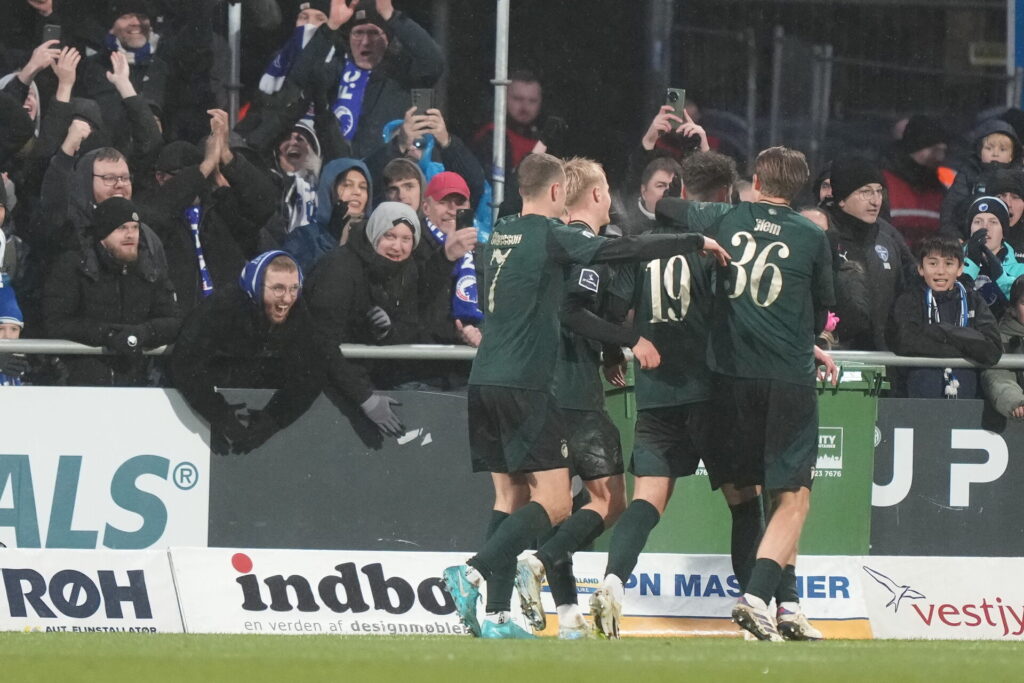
[441, 153, 731, 639]
[588, 151, 767, 640]
[657, 147, 836, 641]
[513, 158, 665, 639]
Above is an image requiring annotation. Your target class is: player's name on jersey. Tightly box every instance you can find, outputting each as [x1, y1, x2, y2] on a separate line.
[490, 233, 523, 247]
[754, 218, 782, 236]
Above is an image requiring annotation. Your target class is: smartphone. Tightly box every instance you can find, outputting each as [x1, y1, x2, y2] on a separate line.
[665, 87, 687, 120]
[455, 208, 475, 230]
[42, 24, 62, 49]
[411, 88, 434, 117]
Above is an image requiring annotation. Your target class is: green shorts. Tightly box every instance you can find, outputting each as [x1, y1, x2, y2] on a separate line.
[468, 385, 570, 474]
[710, 374, 817, 491]
[630, 403, 727, 486]
[562, 408, 624, 481]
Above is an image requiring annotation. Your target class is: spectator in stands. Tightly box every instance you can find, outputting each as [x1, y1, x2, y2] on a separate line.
[472, 70, 544, 171]
[78, 2, 169, 153]
[418, 172, 482, 346]
[982, 276, 1024, 419]
[811, 163, 832, 205]
[0, 228, 27, 386]
[940, 119, 1021, 240]
[137, 110, 276, 316]
[883, 114, 948, 249]
[824, 156, 914, 350]
[983, 167, 1024, 260]
[172, 250, 329, 455]
[963, 196, 1024, 320]
[0, 279, 27, 387]
[257, 1, 330, 97]
[280, 0, 444, 158]
[888, 235, 1001, 398]
[366, 105, 486, 210]
[43, 197, 180, 386]
[625, 157, 681, 235]
[305, 202, 471, 433]
[282, 157, 372, 271]
[382, 157, 425, 212]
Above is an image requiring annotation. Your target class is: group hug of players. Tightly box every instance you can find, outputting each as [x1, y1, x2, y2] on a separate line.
[440, 146, 837, 642]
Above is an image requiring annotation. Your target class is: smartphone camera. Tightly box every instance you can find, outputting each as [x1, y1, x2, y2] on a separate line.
[666, 90, 680, 103]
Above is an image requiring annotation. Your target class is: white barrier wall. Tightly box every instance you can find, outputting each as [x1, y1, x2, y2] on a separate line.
[0, 549, 183, 633]
[4, 548, 1024, 639]
[0, 388, 210, 550]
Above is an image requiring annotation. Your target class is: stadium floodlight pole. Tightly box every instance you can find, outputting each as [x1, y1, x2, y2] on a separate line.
[227, 1, 242, 126]
[490, 0, 511, 224]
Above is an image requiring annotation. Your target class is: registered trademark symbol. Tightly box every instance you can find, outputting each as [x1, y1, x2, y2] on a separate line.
[173, 462, 199, 491]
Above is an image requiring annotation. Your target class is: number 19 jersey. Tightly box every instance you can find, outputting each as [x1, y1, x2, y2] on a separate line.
[705, 202, 835, 386]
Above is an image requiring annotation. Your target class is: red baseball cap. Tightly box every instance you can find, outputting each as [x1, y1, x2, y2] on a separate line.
[425, 171, 470, 202]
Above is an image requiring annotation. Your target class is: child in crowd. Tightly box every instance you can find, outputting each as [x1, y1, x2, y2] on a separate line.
[941, 120, 1022, 239]
[963, 196, 1024, 319]
[889, 234, 1002, 398]
[0, 275, 27, 386]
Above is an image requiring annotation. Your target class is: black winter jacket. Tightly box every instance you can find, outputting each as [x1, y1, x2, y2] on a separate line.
[826, 206, 915, 350]
[43, 235, 180, 386]
[305, 223, 450, 394]
[282, 12, 444, 158]
[136, 154, 277, 314]
[170, 286, 328, 431]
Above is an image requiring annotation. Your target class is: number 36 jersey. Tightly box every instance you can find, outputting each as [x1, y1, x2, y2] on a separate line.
[704, 202, 835, 386]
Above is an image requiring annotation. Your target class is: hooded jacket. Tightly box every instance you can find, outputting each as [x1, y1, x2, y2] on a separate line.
[826, 204, 915, 350]
[135, 149, 277, 315]
[42, 228, 180, 386]
[171, 250, 329, 431]
[982, 312, 1024, 417]
[282, 158, 371, 272]
[940, 119, 1022, 240]
[304, 220, 449, 394]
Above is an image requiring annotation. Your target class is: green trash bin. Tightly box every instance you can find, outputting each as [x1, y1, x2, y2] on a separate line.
[596, 362, 884, 556]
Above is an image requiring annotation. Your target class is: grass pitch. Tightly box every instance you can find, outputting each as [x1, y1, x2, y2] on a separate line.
[1, 633, 1021, 682]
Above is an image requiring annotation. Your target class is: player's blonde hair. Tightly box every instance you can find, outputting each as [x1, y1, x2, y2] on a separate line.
[754, 146, 809, 202]
[518, 153, 565, 200]
[563, 157, 606, 208]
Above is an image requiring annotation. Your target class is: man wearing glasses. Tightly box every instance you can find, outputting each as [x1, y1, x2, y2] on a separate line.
[822, 156, 914, 351]
[281, 0, 444, 157]
[171, 250, 329, 455]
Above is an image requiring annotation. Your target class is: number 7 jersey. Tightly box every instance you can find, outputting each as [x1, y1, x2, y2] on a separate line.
[705, 202, 835, 386]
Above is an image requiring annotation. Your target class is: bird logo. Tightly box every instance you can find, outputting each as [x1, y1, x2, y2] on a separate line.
[863, 566, 926, 613]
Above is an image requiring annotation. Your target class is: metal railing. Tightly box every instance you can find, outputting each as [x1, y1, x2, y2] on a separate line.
[2, 341, 1024, 369]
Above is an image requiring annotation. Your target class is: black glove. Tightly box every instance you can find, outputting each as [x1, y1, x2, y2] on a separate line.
[104, 325, 147, 355]
[966, 229, 988, 264]
[231, 409, 279, 455]
[366, 306, 392, 341]
[980, 248, 1004, 281]
[0, 353, 29, 379]
[360, 393, 405, 437]
[539, 116, 567, 152]
[209, 411, 248, 456]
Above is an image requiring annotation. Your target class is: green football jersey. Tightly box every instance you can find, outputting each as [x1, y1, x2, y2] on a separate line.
[703, 202, 835, 385]
[470, 213, 708, 391]
[610, 247, 716, 410]
[470, 215, 606, 390]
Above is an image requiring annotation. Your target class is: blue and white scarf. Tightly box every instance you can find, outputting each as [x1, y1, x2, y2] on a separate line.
[259, 25, 317, 95]
[104, 32, 158, 66]
[426, 218, 482, 323]
[332, 58, 370, 141]
[185, 206, 215, 297]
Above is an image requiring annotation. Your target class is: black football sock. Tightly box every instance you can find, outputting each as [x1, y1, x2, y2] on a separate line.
[729, 497, 765, 593]
[746, 558, 783, 606]
[546, 555, 579, 607]
[485, 510, 510, 540]
[604, 499, 660, 583]
[775, 564, 799, 605]
[535, 509, 604, 572]
[469, 501, 552, 581]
